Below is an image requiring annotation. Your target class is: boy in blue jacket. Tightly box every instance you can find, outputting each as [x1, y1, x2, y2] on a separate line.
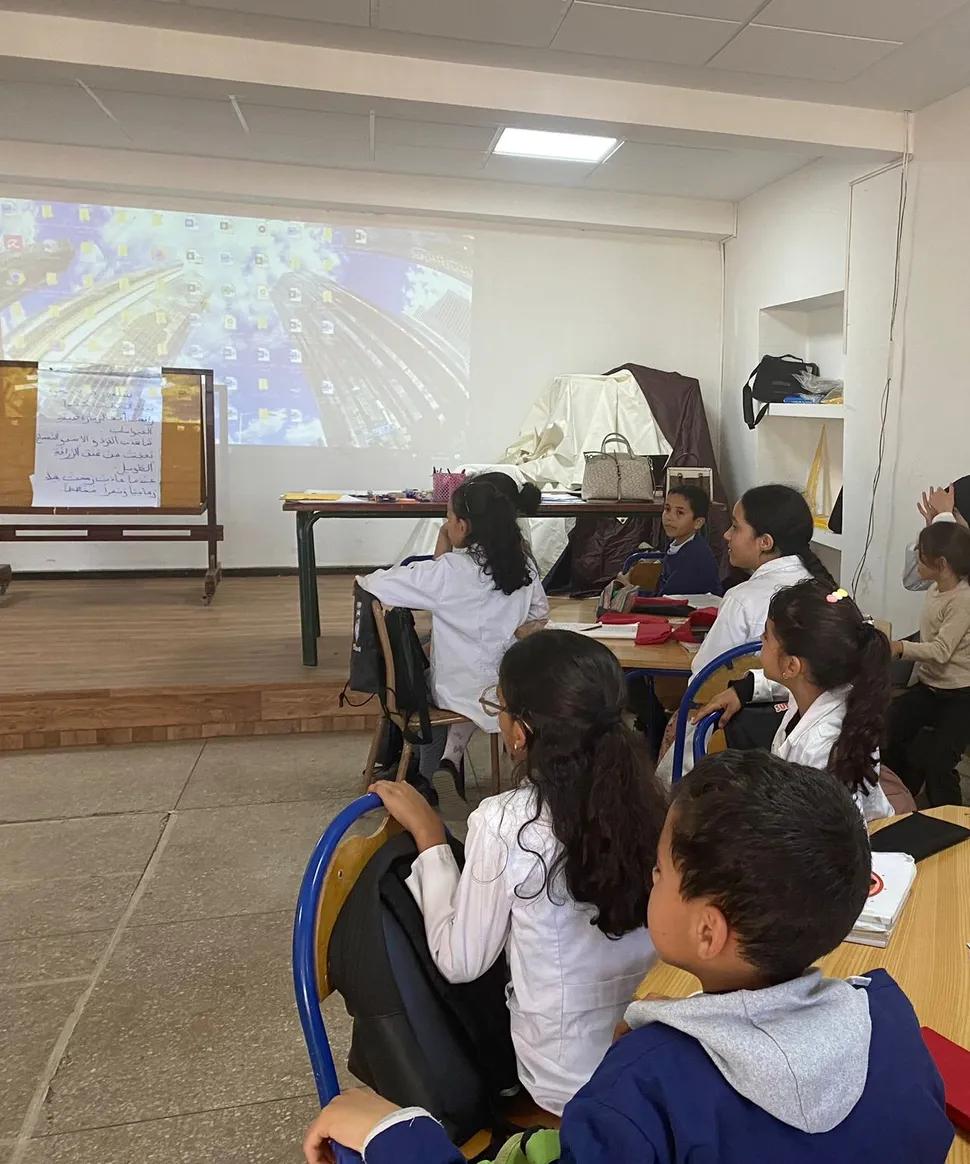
[656, 484, 721, 596]
[303, 751, 953, 1164]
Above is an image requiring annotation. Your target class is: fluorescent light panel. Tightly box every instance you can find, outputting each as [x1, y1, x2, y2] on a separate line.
[493, 127, 619, 164]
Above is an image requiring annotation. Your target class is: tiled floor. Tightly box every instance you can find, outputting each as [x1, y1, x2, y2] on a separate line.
[0, 733, 486, 1164]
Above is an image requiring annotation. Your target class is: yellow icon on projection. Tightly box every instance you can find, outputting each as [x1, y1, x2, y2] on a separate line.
[290, 257, 301, 271]
[41, 205, 53, 219]
[256, 316, 267, 330]
[79, 207, 90, 222]
[45, 273, 58, 286]
[152, 213, 164, 227]
[81, 241, 94, 256]
[322, 289, 333, 303]
[118, 243, 128, 257]
[119, 277, 130, 291]
[82, 274, 94, 288]
[156, 311, 168, 325]
[322, 227, 333, 242]
[259, 407, 269, 419]
[116, 210, 128, 223]
[10, 302, 25, 323]
[224, 314, 237, 331]
[258, 378, 269, 392]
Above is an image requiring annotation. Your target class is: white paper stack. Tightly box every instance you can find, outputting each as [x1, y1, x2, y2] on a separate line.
[847, 851, 917, 947]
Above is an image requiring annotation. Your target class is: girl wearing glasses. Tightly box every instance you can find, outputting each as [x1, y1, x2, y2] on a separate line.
[371, 630, 667, 1115]
[359, 475, 548, 796]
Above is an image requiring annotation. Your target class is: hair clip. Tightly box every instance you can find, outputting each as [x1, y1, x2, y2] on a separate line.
[826, 587, 849, 604]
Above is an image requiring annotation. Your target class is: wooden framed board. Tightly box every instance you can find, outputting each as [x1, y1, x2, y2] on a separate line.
[0, 362, 223, 603]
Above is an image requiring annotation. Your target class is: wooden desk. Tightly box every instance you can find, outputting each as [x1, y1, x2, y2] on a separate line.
[548, 596, 695, 676]
[637, 806, 970, 1161]
[283, 497, 663, 666]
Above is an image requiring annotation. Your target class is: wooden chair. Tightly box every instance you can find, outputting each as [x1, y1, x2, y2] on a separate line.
[292, 794, 555, 1163]
[670, 642, 763, 781]
[363, 599, 502, 795]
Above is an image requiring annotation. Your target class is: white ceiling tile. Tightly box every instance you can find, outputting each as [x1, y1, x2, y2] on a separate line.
[481, 154, 597, 186]
[377, 117, 497, 151]
[372, 144, 490, 177]
[553, 4, 739, 65]
[580, 0, 761, 19]
[710, 25, 900, 81]
[233, 104, 370, 143]
[183, 0, 370, 25]
[755, 0, 967, 44]
[101, 92, 239, 132]
[376, 0, 569, 47]
[586, 140, 810, 199]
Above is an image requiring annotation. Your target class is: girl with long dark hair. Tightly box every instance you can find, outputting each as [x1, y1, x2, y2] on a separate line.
[360, 476, 548, 792]
[696, 580, 893, 820]
[658, 484, 834, 779]
[371, 630, 667, 1114]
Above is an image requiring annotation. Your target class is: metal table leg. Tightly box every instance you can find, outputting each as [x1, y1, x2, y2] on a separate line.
[307, 514, 321, 639]
[297, 512, 319, 667]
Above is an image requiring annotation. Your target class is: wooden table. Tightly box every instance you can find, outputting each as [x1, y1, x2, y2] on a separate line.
[637, 806, 970, 1161]
[283, 497, 663, 666]
[548, 595, 695, 676]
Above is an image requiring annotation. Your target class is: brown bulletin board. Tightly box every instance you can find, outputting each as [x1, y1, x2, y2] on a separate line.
[0, 363, 207, 514]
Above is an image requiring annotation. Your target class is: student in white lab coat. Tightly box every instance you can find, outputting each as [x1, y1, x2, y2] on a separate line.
[696, 579, 893, 822]
[359, 476, 549, 795]
[657, 485, 836, 781]
[370, 630, 668, 1115]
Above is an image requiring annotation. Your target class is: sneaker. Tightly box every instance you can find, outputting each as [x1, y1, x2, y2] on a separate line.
[434, 757, 465, 800]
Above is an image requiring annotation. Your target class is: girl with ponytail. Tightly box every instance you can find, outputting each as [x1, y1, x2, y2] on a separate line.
[696, 580, 893, 820]
[372, 630, 667, 1115]
[658, 484, 831, 779]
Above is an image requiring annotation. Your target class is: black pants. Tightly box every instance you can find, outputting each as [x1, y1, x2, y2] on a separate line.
[884, 682, 970, 807]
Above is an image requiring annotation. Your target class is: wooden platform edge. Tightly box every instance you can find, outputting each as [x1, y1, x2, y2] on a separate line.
[0, 680, 381, 753]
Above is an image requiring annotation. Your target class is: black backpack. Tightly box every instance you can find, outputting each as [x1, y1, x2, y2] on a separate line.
[342, 584, 433, 746]
[328, 832, 519, 1144]
[742, 354, 819, 429]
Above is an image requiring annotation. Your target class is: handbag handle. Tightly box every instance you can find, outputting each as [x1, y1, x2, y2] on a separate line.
[599, 432, 634, 456]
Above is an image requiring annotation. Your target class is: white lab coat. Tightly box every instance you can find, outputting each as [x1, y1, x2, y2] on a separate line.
[772, 687, 893, 822]
[658, 555, 811, 781]
[359, 551, 549, 731]
[406, 786, 656, 1114]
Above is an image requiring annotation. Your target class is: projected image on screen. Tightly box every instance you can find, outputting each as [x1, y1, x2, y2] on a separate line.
[0, 198, 473, 448]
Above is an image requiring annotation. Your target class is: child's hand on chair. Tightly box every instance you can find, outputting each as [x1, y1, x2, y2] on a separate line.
[304, 1088, 401, 1162]
[370, 780, 447, 852]
[691, 687, 742, 728]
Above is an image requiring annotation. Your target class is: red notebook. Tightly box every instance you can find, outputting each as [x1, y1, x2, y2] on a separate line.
[921, 1027, 970, 1133]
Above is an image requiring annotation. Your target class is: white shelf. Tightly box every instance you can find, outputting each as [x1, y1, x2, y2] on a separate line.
[768, 404, 844, 419]
[812, 527, 843, 551]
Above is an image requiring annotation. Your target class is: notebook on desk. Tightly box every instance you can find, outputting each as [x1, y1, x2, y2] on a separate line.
[870, 812, 970, 862]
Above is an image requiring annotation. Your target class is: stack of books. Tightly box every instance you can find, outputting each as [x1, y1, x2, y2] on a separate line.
[848, 851, 917, 947]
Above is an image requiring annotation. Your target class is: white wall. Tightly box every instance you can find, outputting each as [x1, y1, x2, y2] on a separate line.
[5, 219, 722, 571]
[720, 158, 872, 499]
[878, 83, 970, 632]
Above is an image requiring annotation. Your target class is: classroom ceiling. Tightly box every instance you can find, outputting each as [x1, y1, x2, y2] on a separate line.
[4, 0, 970, 112]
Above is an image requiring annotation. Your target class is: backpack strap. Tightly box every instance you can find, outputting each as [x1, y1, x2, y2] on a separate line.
[742, 363, 769, 430]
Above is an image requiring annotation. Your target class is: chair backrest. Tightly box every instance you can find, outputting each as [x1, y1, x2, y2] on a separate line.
[371, 599, 400, 719]
[293, 792, 398, 1105]
[671, 641, 762, 782]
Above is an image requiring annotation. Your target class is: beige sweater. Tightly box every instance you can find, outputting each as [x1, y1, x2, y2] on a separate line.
[901, 579, 970, 689]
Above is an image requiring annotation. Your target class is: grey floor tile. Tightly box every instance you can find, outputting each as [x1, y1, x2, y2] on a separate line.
[179, 733, 374, 809]
[0, 815, 165, 883]
[0, 931, 108, 986]
[1, 981, 85, 1138]
[0, 873, 140, 942]
[21, 1095, 319, 1164]
[0, 744, 202, 823]
[134, 802, 341, 925]
[42, 913, 312, 1135]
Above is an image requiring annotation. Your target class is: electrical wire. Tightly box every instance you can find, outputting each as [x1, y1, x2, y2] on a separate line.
[849, 150, 911, 597]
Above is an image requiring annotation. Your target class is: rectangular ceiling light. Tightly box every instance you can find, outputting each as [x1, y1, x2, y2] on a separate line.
[493, 127, 619, 164]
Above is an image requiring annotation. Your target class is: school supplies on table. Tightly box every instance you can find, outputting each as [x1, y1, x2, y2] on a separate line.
[870, 812, 970, 862]
[546, 620, 639, 639]
[847, 851, 916, 948]
[921, 1028, 970, 1134]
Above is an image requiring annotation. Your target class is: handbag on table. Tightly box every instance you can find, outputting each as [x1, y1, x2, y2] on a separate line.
[581, 432, 654, 502]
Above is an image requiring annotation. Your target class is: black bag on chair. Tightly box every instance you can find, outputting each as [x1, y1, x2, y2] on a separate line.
[742, 355, 820, 429]
[329, 832, 519, 1144]
[346, 582, 382, 695]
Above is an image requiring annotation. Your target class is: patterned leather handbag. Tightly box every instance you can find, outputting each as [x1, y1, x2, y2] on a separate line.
[581, 432, 654, 501]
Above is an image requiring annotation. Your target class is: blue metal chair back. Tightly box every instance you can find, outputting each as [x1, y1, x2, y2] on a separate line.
[292, 793, 389, 1163]
[692, 710, 724, 766]
[670, 642, 761, 782]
